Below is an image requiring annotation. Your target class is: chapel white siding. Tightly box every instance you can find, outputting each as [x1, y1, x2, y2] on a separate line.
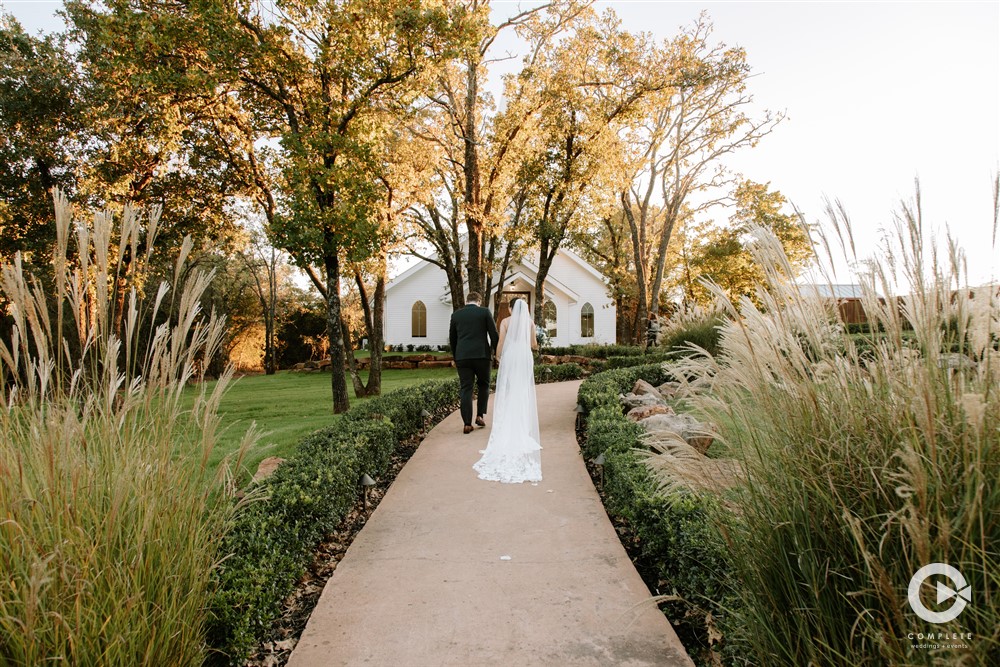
[541, 251, 616, 345]
[384, 263, 454, 348]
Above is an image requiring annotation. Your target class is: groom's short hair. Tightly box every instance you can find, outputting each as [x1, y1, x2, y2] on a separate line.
[466, 292, 482, 305]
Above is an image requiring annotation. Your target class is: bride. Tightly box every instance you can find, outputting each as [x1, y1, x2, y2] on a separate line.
[473, 298, 542, 483]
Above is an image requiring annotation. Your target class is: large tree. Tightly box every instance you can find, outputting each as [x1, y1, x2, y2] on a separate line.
[681, 180, 812, 305]
[405, 0, 591, 307]
[0, 16, 81, 265]
[519, 10, 662, 324]
[217, 0, 466, 412]
[616, 14, 782, 328]
[64, 1, 239, 241]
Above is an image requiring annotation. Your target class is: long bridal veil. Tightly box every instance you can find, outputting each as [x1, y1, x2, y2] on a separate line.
[473, 299, 542, 483]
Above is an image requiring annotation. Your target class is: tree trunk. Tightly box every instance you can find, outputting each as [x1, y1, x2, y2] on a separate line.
[441, 233, 465, 307]
[343, 315, 367, 398]
[323, 247, 350, 413]
[350, 268, 384, 397]
[264, 247, 278, 374]
[648, 199, 681, 315]
[366, 275, 384, 396]
[621, 192, 649, 326]
[463, 59, 484, 294]
[264, 318, 276, 374]
[492, 241, 515, 319]
[533, 238, 558, 325]
[483, 235, 498, 312]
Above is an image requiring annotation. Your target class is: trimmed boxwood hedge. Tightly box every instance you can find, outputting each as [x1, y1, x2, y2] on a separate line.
[578, 364, 736, 662]
[207, 364, 587, 664]
[534, 362, 586, 382]
[540, 343, 645, 358]
[604, 352, 676, 370]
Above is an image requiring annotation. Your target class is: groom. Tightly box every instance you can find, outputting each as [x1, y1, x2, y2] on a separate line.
[449, 292, 500, 435]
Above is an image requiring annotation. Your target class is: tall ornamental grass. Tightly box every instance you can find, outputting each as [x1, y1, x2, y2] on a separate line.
[659, 187, 999, 665]
[0, 192, 250, 665]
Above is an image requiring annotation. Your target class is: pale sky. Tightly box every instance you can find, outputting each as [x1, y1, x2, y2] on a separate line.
[6, 0, 1000, 285]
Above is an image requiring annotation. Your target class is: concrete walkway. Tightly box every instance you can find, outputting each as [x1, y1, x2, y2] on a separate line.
[288, 380, 692, 667]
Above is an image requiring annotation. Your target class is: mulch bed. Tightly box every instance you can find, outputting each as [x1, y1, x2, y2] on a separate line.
[243, 433, 425, 667]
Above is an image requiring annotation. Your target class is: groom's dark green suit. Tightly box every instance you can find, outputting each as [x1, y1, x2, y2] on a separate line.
[449, 303, 499, 429]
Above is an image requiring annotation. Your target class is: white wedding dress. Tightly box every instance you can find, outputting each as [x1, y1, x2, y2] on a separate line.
[473, 300, 542, 483]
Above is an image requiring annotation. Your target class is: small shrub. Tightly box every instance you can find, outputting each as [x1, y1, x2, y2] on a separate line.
[657, 312, 725, 358]
[539, 344, 645, 359]
[534, 362, 586, 383]
[605, 353, 674, 370]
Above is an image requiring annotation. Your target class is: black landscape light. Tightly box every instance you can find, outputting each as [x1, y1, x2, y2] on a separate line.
[361, 473, 376, 509]
[592, 452, 605, 487]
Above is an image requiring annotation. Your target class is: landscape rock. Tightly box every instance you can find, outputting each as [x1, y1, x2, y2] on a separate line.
[639, 412, 715, 454]
[940, 353, 976, 371]
[304, 360, 319, 370]
[655, 381, 681, 399]
[404, 354, 433, 363]
[619, 392, 665, 411]
[318, 359, 331, 369]
[384, 361, 418, 370]
[253, 457, 285, 483]
[559, 355, 592, 365]
[292, 362, 305, 371]
[685, 434, 715, 456]
[632, 379, 662, 399]
[626, 404, 674, 422]
[642, 432, 742, 493]
[640, 412, 699, 434]
[539, 355, 560, 365]
[419, 360, 454, 369]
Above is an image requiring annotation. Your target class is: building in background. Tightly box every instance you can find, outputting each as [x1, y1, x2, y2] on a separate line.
[384, 248, 616, 349]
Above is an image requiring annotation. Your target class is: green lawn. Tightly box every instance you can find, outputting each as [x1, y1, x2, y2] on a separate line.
[196, 367, 457, 477]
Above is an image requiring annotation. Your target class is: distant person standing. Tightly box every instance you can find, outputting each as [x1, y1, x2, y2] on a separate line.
[645, 312, 660, 353]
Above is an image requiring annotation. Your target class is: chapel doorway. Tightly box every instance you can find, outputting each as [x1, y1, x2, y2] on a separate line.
[494, 290, 531, 325]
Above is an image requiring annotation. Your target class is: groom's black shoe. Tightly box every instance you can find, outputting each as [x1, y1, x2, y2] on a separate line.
[475, 416, 486, 428]
[463, 425, 474, 434]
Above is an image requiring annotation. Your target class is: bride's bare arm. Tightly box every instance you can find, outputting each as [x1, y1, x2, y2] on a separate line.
[497, 318, 509, 358]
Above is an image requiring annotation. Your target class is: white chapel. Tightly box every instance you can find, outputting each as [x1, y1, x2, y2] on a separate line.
[383, 247, 616, 348]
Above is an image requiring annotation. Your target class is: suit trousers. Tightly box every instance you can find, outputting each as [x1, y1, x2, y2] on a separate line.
[455, 358, 491, 426]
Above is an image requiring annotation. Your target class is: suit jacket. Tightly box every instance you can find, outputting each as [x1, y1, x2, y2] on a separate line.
[449, 304, 499, 361]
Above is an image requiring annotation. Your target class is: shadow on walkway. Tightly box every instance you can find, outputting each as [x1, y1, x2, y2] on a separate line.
[288, 380, 692, 667]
